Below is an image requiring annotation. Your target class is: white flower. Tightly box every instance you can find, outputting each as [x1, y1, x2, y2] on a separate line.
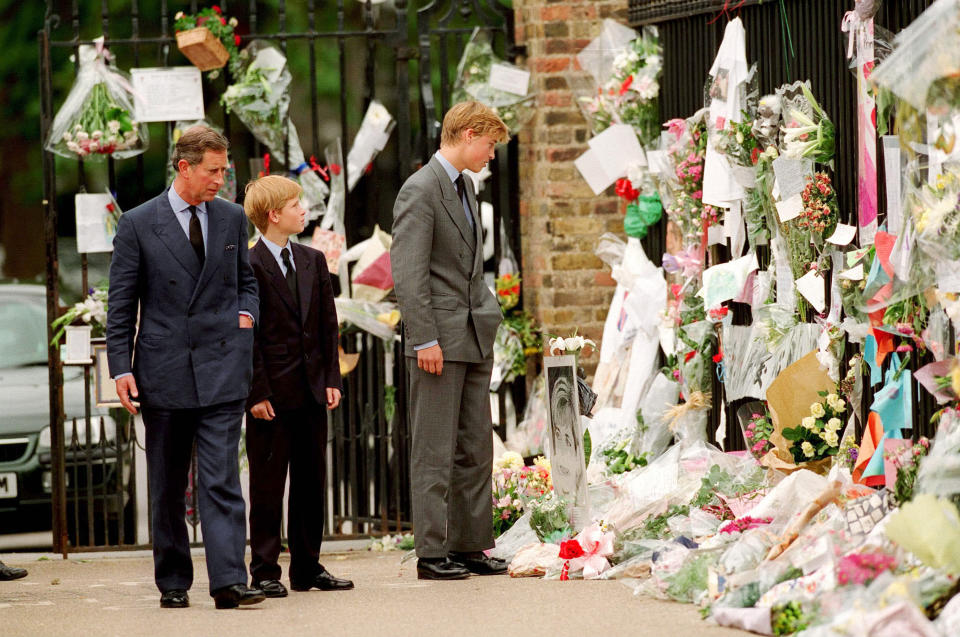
[801, 416, 816, 430]
[107, 120, 121, 134]
[646, 54, 661, 70]
[827, 393, 839, 406]
[494, 451, 524, 471]
[174, 11, 184, 20]
[88, 141, 100, 152]
[801, 441, 815, 458]
[827, 418, 842, 432]
[62, 132, 73, 142]
[825, 431, 839, 447]
[833, 399, 846, 413]
[810, 402, 825, 418]
[229, 17, 238, 27]
[76, 131, 89, 141]
[66, 141, 81, 153]
[91, 130, 103, 140]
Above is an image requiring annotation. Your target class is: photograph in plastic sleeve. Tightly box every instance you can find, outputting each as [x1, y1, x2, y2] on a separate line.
[544, 355, 589, 528]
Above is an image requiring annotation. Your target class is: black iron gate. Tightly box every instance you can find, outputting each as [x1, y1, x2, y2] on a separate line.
[38, 0, 518, 552]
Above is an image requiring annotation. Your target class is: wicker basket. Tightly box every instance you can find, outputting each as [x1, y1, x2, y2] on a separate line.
[176, 27, 229, 71]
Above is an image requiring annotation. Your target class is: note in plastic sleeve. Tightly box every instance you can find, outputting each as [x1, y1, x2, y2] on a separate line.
[826, 223, 857, 246]
[775, 193, 803, 223]
[796, 270, 826, 313]
[588, 124, 646, 179]
[488, 63, 531, 96]
[839, 264, 865, 281]
[131, 67, 204, 122]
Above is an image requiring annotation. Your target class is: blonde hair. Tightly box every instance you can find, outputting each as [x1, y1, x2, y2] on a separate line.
[243, 175, 303, 233]
[440, 101, 510, 147]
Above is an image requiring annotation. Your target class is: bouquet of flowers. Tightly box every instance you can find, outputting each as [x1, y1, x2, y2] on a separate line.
[495, 272, 521, 311]
[222, 42, 328, 217]
[491, 273, 540, 389]
[598, 428, 648, 476]
[719, 516, 772, 535]
[453, 28, 534, 135]
[742, 411, 775, 461]
[528, 493, 571, 543]
[907, 168, 960, 264]
[173, 5, 244, 78]
[717, 116, 762, 168]
[781, 82, 835, 165]
[797, 172, 839, 246]
[605, 27, 662, 145]
[45, 40, 148, 160]
[664, 116, 721, 250]
[368, 532, 415, 552]
[836, 551, 897, 587]
[51, 285, 108, 347]
[781, 391, 846, 463]
[491, 453, 553, 537]
[886, 436, 930, 505]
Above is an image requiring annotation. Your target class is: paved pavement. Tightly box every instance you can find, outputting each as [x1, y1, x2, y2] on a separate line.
[0, 549, 750, 637]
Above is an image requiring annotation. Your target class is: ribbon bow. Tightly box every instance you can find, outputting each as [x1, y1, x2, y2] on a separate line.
[559, 524, 614, 580]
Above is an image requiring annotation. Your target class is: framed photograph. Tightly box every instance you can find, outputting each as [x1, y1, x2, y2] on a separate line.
[92, 342, 123, 407]
[544, 355, 589, 525]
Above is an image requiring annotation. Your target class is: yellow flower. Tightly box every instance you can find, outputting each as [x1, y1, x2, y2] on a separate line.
[951, 364, 960, 397]
[827, 418, 842, 432]
[810, 402, 826, 418]
[801, 441, 815, 458]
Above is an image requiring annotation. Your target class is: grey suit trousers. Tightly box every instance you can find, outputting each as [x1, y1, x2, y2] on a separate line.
[407, 356, 495, 558]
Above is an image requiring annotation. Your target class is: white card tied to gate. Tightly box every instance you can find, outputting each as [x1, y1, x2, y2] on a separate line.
[75, 192, 122, 253]
[839, 264, 865, 281]
[131, 67, 204, 122]
[827, 223, 858, 246]
[489, 63, 530, 96]
[775, 193, 804, 222]
[576, 124, 646, 194]
[796, 269, 826, 313]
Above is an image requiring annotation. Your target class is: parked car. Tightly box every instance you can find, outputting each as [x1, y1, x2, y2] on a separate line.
[0, 284, 134, 545]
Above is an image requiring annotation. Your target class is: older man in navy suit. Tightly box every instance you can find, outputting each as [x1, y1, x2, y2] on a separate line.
[106, 126, 264, 610]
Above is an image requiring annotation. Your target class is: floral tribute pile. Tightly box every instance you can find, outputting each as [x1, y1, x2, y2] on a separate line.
[498, 4, 960, 635]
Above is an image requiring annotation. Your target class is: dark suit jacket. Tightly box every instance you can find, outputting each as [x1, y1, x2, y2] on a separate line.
[390, 155, 501, 362]
[106, 189, 260, 409]
[246, 240, 342, 411]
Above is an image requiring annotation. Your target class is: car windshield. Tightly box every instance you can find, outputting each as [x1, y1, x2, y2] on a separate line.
[0, 294, 48, 368]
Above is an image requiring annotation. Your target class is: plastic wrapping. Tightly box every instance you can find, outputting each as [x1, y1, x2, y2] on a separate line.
[915, 408, 960, 499]
[334, 298, 398, 342]
[506, 373, 548, 457]
[453, 28, 535, 135]
[871, 0, 960, 112]
[345, 100, 395, 193]
[489, 510, 538, 562]
[46, 40, 148, 160]
[221, 41, 329, 217]
[491, 323, 525, 392]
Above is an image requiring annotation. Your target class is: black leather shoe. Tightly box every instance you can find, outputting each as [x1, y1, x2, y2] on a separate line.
[159, 589, 189, 608]
[211, 583, 266, 609]
[252, 579, 288, 598]
[449, 551, 508, 576]
[416, 557, 470, 580]
[291, 566, 354, 591]
[0, 561, 27, 581]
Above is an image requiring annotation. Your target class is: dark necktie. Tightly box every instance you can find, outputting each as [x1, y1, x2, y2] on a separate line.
[281, 247, 299, 305]
[188, 205, 204, 264]
[455, 174, 475, 231]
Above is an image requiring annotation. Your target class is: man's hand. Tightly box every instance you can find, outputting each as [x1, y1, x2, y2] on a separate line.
[116, 375, 140, 415]
[417, 344, 444, 376]
[250, 399, 275, 421]
[239, 314, 254, 329]
[326, 388, 342, 410]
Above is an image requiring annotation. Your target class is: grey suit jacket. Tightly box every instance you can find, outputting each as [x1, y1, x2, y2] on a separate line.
[106, 189, 260, 408]
[390, 156, 501, 363]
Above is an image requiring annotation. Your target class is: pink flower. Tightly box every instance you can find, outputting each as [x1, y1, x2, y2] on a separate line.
[692, 190, 703, 200]
[745, 431, 754, 439]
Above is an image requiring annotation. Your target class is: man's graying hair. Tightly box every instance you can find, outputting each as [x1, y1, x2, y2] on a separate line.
[171, 126, 229, 170]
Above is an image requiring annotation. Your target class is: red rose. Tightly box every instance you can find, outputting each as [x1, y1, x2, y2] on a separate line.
[615, 178, 639, 202]
[684, 350, 697, 363]
[558, 539, 583, 559]
[234, 34, 241, 46]
[220, 17, 226, 25]
[212, 5, 222, 14]
[751, 147, 760, 165]
[619, 75, 633, 96]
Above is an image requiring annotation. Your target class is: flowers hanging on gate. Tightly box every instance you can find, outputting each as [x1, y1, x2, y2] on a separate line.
[174, 6, 245, 78]
[781, 390, 846, 463]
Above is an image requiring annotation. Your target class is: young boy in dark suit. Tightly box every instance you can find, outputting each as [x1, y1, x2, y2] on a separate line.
[242, 175, 353, 597]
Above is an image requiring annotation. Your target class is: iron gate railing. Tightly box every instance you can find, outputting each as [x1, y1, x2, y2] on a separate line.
[38, 0, 519, 553]
[628, 0, 941, 449]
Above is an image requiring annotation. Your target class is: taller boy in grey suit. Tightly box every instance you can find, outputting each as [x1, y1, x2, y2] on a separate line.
[107, 126, 265, 610]
[391, 102, 509, 580]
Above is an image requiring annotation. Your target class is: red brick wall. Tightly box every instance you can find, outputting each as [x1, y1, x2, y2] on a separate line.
[513, 0, 629, 373]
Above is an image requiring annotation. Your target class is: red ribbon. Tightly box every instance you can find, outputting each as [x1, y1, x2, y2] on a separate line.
[708, 0, 746, 25]
[263, 153, 271, 176]
[309, 155, 329, 181]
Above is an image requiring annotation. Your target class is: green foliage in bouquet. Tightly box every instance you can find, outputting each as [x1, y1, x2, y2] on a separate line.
[638, 504, 690, 540]
[665, 554, 714, 603]
[528, 493, 571, 543]
[771, 601, 811, 636]
[783, 83, 835, 166]
[51, 285, 108, 347]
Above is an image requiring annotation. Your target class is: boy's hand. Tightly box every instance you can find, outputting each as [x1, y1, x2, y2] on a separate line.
[250, 399, 275, 421]
[326, 388, 342, 410]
